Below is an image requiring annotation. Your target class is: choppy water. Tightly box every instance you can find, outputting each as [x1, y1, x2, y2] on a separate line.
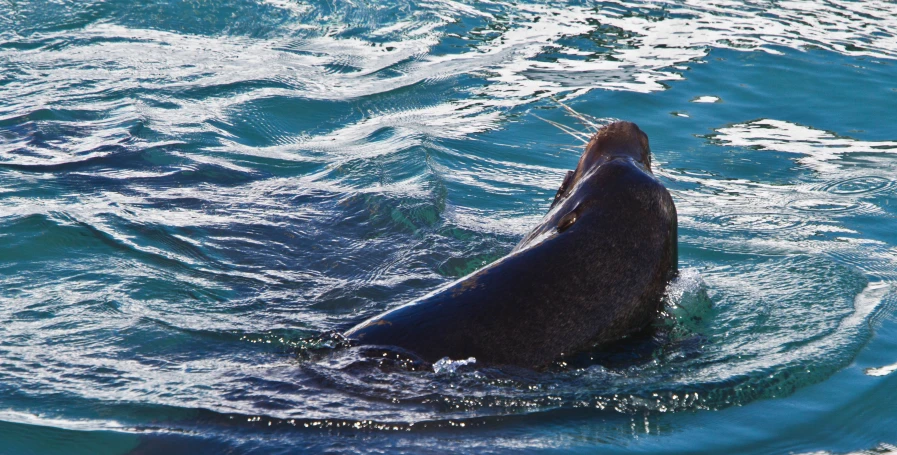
[2, 0, 897, 453]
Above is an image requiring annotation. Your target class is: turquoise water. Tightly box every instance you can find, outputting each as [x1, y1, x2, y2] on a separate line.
[2, 0, 897, 453]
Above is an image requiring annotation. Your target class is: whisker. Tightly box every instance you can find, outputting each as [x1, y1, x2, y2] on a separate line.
[532, 114, 591, 143]
[551, 96, 601, 131]
[542, 142, 585, 148]
[538, 143, 586, 157]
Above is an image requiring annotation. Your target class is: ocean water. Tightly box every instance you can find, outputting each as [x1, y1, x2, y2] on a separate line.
[1, 0, 897, 453]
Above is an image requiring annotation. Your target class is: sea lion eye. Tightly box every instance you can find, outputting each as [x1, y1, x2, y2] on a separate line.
[550, 170, 575, 209]
[557, 211, 577, 233]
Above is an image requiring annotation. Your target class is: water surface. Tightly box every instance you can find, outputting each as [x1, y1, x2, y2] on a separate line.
[1, 0, 897, 453]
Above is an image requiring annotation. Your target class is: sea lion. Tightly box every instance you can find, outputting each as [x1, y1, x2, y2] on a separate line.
[344, 121, 678, 368]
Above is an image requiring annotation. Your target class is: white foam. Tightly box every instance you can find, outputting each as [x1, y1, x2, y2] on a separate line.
[797, 443, 897, 455]
[691, 96, 720, 103]
[713, 119, 897, 173]
[865, 363, 897, 377]
[432, 356, 477, 374]
[844, 282, 890, 329]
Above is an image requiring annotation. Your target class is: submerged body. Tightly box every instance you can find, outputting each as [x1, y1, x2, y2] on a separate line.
[345, 121, 677, 368]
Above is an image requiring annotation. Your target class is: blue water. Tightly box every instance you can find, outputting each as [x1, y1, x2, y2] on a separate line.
[2, 0, 897, 453]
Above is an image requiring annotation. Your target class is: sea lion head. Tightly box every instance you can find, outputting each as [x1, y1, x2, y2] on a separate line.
[513, 121, 653, 251]
[567, 121, 651, 197]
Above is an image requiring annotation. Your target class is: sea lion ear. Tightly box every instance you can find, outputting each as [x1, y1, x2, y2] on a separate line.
[557, 210, 577, 233]
[639, 131, 651, 167]
[551, 170, 575, 209]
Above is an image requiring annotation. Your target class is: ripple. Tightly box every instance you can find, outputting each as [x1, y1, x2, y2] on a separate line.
[709, 212, 807, 233]
[787, 199, 862, 213]
[820, 176, 895, 195]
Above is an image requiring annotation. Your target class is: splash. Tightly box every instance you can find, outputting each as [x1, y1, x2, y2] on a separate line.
[432, 356, 478, 374]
